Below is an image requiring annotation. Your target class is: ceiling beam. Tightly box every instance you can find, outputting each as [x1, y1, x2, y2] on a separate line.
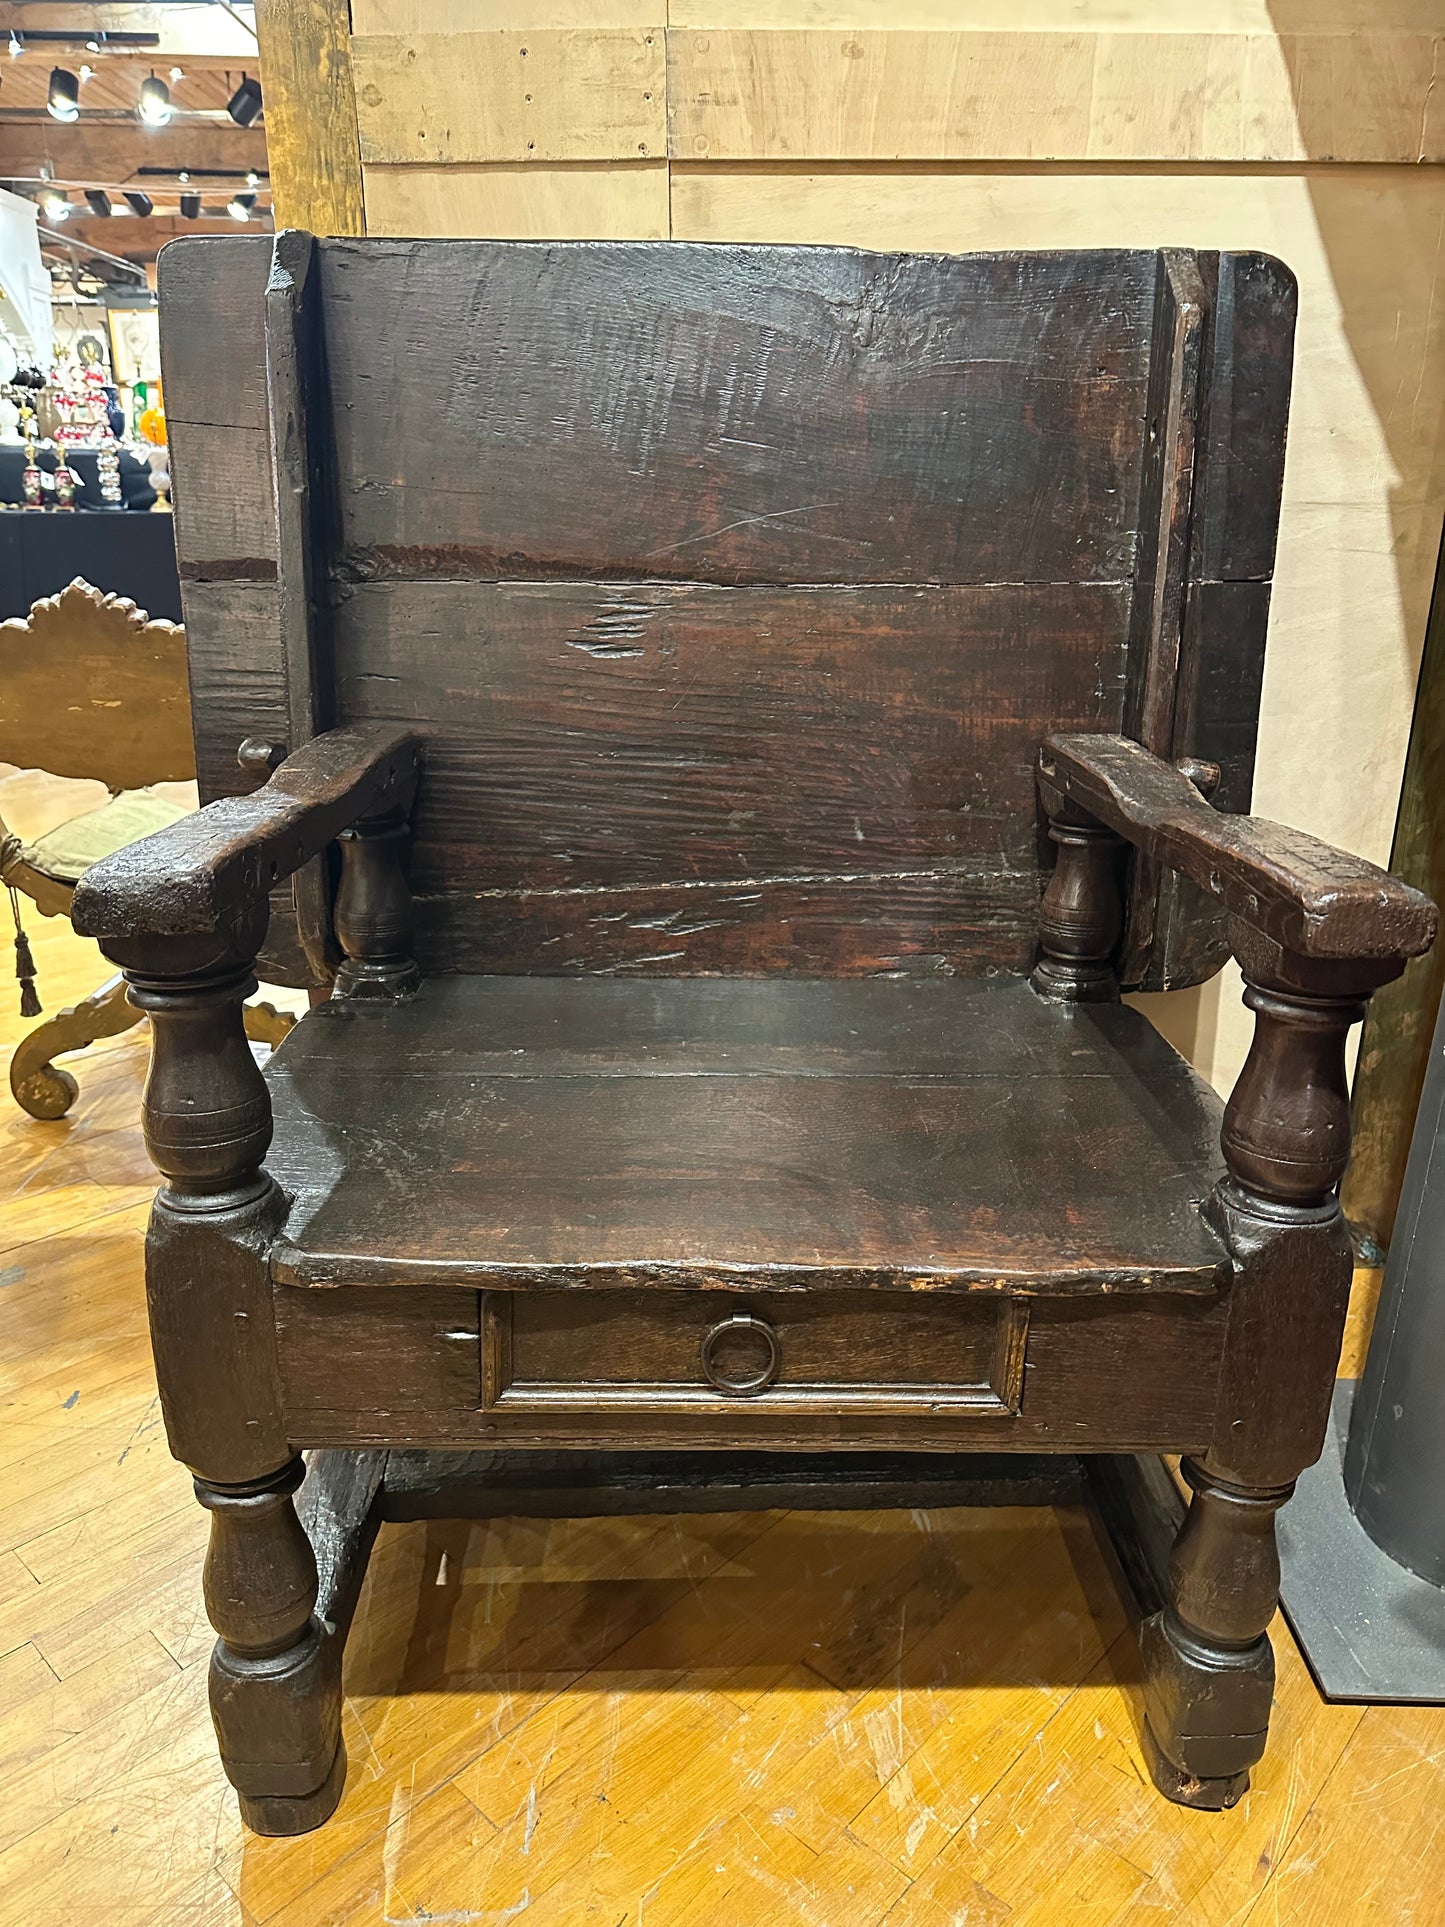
[0, 5, 257, 57]
[0, 118, 266, 184]
[46, 210, 272, 255]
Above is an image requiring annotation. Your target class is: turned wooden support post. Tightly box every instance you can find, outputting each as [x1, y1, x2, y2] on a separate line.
[126, 955, 274, 1210]
[195, 1459, 343, 1827]
[1143, 923, 1399, 1808]
[334, 806, 420, 1000]
[1221, 938, 1373, 1209]
[111, 919, 347, 1834]
[1031, 793, 1127, 1003]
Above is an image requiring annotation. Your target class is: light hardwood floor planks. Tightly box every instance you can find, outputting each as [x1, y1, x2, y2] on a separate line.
[0, 886, 1437, 1925]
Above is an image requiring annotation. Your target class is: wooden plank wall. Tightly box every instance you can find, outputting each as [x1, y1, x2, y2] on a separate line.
[254, 0, 1445, 1241]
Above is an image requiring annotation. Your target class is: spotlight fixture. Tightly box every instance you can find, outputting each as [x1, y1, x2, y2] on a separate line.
[227, 191, 256, 222]
[169, 66, 184, 82]
[124, 191, 154, 217]
[40, 190, 71, 223]
[85, 188, 112, 218]
[226, 74, 262, 126]
[138, 75, 171, 126]
[180, 191, 202, 219]
[8, 32, 22, 59]
[245, 170, 259, 188]
[46, 66, 80, 122]
[178, 171, 190, 183]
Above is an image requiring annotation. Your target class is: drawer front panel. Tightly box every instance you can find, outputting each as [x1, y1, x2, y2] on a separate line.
[484, 1290, 1027, 1417]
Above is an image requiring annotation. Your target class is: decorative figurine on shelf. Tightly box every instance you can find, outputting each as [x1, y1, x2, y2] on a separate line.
[96, 434, 123, 506]
[19, 405, 42, 505]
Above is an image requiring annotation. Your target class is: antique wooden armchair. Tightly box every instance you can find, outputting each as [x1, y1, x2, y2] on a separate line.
[74, 234, 1434, 1834]
[0, 578, 290, 1118]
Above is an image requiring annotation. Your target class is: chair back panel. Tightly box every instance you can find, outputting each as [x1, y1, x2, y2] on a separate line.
[158, 238, 1293, 987]
[0, 579, 194, 790]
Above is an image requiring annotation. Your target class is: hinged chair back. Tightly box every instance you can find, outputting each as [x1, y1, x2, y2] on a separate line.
[159, 237, 1294, 990]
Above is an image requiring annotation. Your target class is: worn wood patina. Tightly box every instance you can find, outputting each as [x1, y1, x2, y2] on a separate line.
[71, 233, 1434, 1832]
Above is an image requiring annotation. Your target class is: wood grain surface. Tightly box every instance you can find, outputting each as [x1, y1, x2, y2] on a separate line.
[158, 235, 1291, 992]
[266, 974, 1229, 1297]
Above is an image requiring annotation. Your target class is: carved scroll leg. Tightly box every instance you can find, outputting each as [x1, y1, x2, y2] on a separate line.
[1139, 1461, 1292, 1809]
[197, 1457, 346, 1835]
[9, 973, 143, 1119]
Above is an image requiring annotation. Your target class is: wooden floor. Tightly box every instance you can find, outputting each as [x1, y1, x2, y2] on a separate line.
[2, 876, 1442, 1924]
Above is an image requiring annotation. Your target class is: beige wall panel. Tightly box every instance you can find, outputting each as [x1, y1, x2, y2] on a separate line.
[363, 161, 669, 238]
[672, 163, 1445, 1095]
[354, 2, 659, 25]
[352, 29, 666, 165]
[668, 30, 1442, 163]
[672, 3, 1442, 25]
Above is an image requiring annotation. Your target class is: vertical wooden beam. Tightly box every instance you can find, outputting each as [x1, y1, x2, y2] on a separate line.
[264, 229, 338, 981]
[1343, 526, 1445, 1253]
[1118, 250, 1205, 986]
[255, 0, 365, 237]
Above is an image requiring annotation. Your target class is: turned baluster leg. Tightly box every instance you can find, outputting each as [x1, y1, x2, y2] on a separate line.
[333, 806, 420, 1000]
[1031, 792, 1126, 1004]
[123, 940, 345, 1834]
[1141, 928, 1380, 1808]
[197, 1461, 343, 1834]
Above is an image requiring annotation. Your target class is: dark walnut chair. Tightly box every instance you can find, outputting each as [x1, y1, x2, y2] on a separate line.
[73, 234, 1435, 1834]
[0, 578, 291, 1118]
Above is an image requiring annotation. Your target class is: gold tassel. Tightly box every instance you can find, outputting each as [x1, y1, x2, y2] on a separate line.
[16, 930, 41, 1018]
[7, 886, 40, 1017]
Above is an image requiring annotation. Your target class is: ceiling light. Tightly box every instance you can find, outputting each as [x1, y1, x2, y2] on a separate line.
[227, 191, 256, 222]
[139, 75, 171, 126]
[169, 66, 184, 82]
[79, 64, 94, 81]
[178, 170, 190, 184]
[8, 32, 22, 58]
[180, 191, 202, 219]
[124, 191, 154, 217]
[85, 189, 112, 218]
[85, 38, 100, 53]
[245, 170, 258, 187]
[40, 190, 70, 223]
[226, 74, 262, 126]
[47, 67, 79, 121]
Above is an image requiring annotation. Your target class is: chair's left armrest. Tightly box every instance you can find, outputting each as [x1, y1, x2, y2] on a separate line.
[1040, 732, 1436, 969]
[72, 724, 422, 949]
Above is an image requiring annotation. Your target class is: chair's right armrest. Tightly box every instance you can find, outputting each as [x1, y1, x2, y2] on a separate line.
[1039, 732, 1435, 970]
[71, 723, 423, 1207]
[1034, 730, 1437, 1215]
[72, 724, 421, 956]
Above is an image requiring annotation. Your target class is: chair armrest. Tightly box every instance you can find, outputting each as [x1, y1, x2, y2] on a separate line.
[1040, 732, 1436, 967]
[71, 724, 422, 944]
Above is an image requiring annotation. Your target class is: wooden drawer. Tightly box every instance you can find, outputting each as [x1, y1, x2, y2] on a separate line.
[483, 1289, 1027, 1418]
[275, 1283, 1226, 1453]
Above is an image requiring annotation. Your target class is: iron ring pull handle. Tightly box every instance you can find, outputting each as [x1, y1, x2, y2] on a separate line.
[699, 1313, 781, 1397]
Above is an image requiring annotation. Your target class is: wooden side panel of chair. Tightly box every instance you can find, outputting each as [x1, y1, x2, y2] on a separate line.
[0, 579, 195, 790]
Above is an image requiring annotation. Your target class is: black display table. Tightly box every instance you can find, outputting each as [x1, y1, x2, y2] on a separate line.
[0, 508, 181, 623]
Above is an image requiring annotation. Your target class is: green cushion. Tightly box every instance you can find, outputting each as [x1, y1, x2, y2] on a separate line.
[25, 789, 192, 884]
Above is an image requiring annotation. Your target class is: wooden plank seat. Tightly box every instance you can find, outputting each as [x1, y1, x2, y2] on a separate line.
[68, 234, 1438, 1835]
[267, 975, 1228, 1296]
